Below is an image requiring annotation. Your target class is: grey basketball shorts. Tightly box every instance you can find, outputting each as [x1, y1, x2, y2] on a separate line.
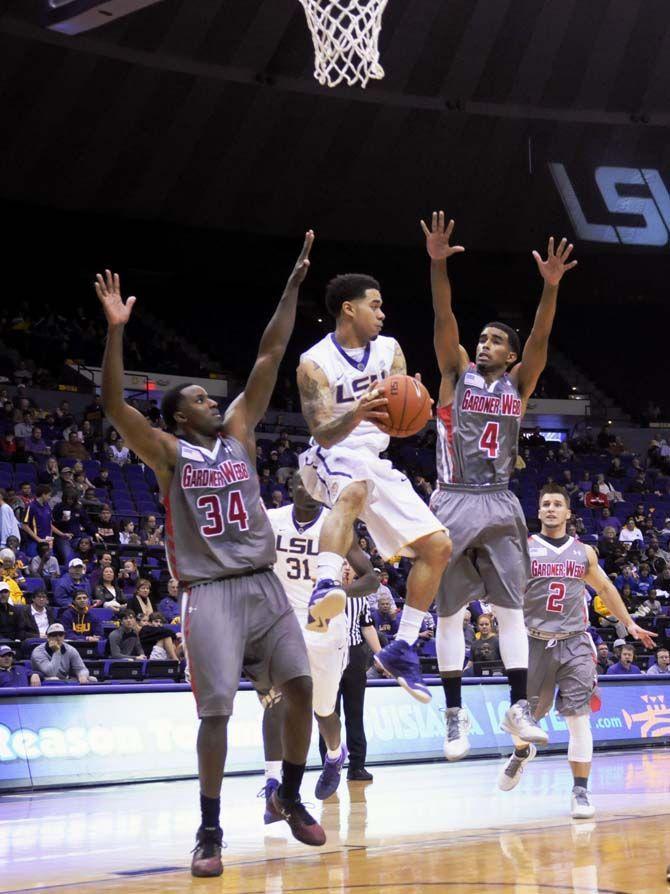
[528, 632, 599, 719]
[430, 485, 529, 617]
[183, 569, 311, 718]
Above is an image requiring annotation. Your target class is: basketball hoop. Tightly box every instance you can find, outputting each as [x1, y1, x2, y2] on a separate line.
[298, 0, 389, 89]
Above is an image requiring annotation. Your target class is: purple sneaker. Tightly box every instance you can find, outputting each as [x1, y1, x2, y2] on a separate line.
[374, 639, 431, 703]
[258, 778, 281, 824]
[305, 578, 346, 633]
[315, 744, 348, 800]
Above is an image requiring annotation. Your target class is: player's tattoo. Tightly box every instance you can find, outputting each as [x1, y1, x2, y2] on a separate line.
[297, 360, 332, 431]
[390, 342, 407, 376]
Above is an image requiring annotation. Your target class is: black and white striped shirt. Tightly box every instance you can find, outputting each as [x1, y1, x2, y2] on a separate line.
[345, 596, 373, 647]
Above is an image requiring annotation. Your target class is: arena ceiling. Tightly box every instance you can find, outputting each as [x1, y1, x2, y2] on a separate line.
[3, 0, 670, 250]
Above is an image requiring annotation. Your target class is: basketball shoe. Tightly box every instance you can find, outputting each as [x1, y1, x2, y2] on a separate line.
[266, 792, 326, 845]
[443, 706, 471, 761]
[374, 639, 431, 703]
[500, 700, 548, 745]
[191, 826, 223, 878]
[305, 579, 346, 632]
[497, 743, 537, 791]
[571, 786, 595, 819]
[258, 778, 281, 824]
[315, 744, 348, 800]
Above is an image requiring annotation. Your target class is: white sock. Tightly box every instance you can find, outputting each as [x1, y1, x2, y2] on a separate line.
[317, 551, 344, 585]
[396, 605, 426, 645]
[326, 745, 342, 760]
[265, 761, 282, 783]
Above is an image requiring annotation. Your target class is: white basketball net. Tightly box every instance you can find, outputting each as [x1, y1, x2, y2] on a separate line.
[298, 0, 389, 89]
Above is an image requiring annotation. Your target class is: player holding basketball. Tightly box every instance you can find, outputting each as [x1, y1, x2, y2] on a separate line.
[423, 211, 577, 758]
[261, 471, 377, 811]
[97, 234, 326, 879]
[498, 483, 656, 817]
[297, 274, 452, 703]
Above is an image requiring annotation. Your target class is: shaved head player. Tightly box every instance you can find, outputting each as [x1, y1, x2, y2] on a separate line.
[97, 234, 325, 879]
[423, 211, 577, 761]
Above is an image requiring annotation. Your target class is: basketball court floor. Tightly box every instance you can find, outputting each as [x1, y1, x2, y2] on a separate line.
[2, 749, 669, 894]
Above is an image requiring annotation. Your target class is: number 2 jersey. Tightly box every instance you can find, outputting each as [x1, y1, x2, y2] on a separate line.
[165, 435, 276, 585]
[267, 503, 329, 627]
[524, 534, 590, 636]
[436, 363, 522, 489]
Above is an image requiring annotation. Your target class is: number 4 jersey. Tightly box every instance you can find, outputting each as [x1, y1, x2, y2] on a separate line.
[165, 435, 276, 585]
[524, 534, 590, 635]
[267, 503, 329, 627]
[436, 363, 522, 488]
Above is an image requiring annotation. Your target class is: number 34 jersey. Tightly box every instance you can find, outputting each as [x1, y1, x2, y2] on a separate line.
[436, 363, 522, 489]
[267, 503, 330, 627]
[524, 534, 590, 635]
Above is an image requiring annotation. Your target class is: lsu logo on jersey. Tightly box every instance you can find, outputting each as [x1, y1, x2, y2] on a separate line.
[276, 535, 319, 556]
[335, 371, 388, 405]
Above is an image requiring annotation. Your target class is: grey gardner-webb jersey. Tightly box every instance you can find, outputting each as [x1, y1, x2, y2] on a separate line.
[524, 534, 590, 635]
[436, 363, 522, 488]
[165, 435, 276, 585]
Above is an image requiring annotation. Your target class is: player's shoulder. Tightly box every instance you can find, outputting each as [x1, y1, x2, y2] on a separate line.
[267, 504, 291, 526]
[300, 333, 332, 363]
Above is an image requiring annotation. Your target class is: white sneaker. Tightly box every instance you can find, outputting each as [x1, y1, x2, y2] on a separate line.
[571, 786, 595, 819]
[443, 706, 471, 761]
[497, 743, 536, 791]
[500, 700, 549, 745]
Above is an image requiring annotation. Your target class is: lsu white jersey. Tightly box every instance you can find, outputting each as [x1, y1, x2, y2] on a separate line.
[267, 503, 330, 626]
[301, 332, 397, 455]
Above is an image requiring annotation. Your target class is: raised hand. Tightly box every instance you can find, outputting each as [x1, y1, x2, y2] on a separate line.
[288, 230, 315, 286]
[95, 270, 136, 327]
[420, 211, 465, 261]
[627, 622, 657, 650]
[532, 237, 577, 286]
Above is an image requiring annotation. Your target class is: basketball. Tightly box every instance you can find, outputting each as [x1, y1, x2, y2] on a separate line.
[378, 374, 432, 438]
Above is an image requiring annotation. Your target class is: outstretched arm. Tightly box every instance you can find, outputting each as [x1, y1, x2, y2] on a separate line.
[511, 237, 577, 403]
[420, 211, 467, 379]
[225, 232, 313, 449]
[96, 271, 176, 480]
[583, 546, 656, 649]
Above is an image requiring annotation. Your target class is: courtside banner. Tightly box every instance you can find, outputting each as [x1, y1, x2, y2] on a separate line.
[0, 677, 668, 791]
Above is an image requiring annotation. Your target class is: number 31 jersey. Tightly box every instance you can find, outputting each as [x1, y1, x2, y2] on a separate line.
[267, 503, 330, 627]
[436, 363, 522, 489]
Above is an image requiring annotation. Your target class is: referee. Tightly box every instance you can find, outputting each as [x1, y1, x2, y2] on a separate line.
[320, 565, 382, 782]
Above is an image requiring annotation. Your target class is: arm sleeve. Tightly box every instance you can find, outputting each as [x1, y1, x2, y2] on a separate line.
[31, 649, 54, 675]
[69, 648, 86, 675]
[359, 600, 374, 628]
[108, 630, 124, 658]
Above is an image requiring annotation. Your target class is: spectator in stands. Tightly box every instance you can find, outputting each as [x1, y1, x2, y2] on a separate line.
[371, 593, 399, 644]
[561, 469, 578, 500]
[108, 610, 146, 661]
[0, 581, 21, 642]
[140, 515, 164, 545]
[0, 489, 20, 548]
[18, 481, 34, 510]
[13, 361, 33, 388]
[60, 591, 100, 641]
[24, 426, 50, 459]
[557, 441, 574, 463]
[93, 504, 117, 543]
[89, 551, 114, 590]
[0, 549, 25, 605]
[619, 517, 643, 546]
[647, 648, 670, 675]
[275, 437, 299, 484]
[81, 486, 103, 519]
[19, 590, 54, 641]
[584, 483, 608, 511]
[607, 457, 626, 480]
[595, 473, 623, 504]
[54, 401, 74, 433]
[83, 394, 105, 436]
[157, 578, 181, 624]
[31, 623, 92, 683]
[270, 489, 285, 509]
[139, 611, 179, 660]
[127, 578, 155, 619]
[74, 536, 96, 573]
[59, 431, 90, 462]
[107, 435, 130, 466]
[14, 410, 34, 440]
[29, 541, 60, 581]
[59, 466, 75, 493]
[614, 564, 640, 593]
[0, 431, 16, 460]
[629, 471, 650, 495]
[578, 470, 592, 493]
[0, 644, 40, 687]
[631, 588, 663, 621]
[92, 466, 113, 494]
[53, 557, 92, 609]
[93, 565, 125, 611]
[119, 519, 141, 546]
[470, 614, 502, 665]
[596, 642, 613, 674]
[38, 456, 63, 497]
[4, 537, 27, 570]
[636, 563, 656, 595]
[79, 420, 99, 456]
[51, 489, 91, 564]
[22, 485, 65, 560]
[606, 644, 643, 675]
[596, 507, 622, 535]
[117, 559, 139, 598]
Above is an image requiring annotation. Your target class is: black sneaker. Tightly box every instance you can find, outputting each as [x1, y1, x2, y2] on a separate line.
[191, 826, 223, 878]
[347, 768, 373, 782]
[266, 791, 326, 846]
